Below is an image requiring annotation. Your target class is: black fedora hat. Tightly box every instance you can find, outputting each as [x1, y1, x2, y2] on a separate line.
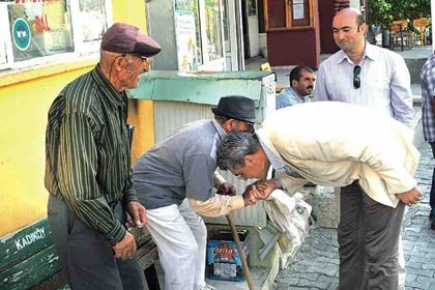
[211, 96, 258, 123]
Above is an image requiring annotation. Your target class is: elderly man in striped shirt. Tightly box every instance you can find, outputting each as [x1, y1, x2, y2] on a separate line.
[45, 23, 161, 290]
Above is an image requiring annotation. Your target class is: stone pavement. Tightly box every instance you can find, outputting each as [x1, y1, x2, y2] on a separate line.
[272, 142, 435, 290]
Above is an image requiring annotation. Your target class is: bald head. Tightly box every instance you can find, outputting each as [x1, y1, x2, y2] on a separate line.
[332, 8, 367, 57]
[334, 8, 365, 26]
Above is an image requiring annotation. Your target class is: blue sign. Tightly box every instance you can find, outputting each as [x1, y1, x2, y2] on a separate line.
[12, 18, 31, 51]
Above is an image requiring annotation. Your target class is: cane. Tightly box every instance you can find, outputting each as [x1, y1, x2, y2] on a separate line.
[226, 213, 255, 290]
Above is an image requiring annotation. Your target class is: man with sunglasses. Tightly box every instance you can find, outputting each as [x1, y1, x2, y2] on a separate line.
[313, 8, 414, 289]
[217, 102, 423, 290]
[45, 23, 161, 289]
[133, 96, 259, 290]
[314, 8, 414, 126]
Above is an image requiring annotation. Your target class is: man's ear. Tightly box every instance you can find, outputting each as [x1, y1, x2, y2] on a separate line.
[115, 57, 124, 71]
[359, 23, 368, 34]
[222, 119, 235, 133]
[244, 154, 256, 166]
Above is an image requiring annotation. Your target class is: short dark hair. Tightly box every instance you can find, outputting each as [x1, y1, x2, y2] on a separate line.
[289, 65, 314, 85]
[217, 132, 260, 170]
[356, 11, 365, 26]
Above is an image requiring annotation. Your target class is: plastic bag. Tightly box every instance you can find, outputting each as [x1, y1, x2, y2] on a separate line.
[263, 189, 312, 254]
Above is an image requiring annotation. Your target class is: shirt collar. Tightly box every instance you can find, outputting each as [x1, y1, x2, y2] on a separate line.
[212, 119, 227, 139]
[256, 129, 286, 171]
[91, 65, 126, 109]
[335, 42, 377, 65]
[363, 43, 378, 61]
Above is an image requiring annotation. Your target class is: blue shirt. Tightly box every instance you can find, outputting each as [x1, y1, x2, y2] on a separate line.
[314, 43, 414, 127]
[276, 87, 310, 109]
[421, 53, 435, 142]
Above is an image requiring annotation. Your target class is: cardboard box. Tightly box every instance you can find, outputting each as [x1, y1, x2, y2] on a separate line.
[207, 229, 249, 282]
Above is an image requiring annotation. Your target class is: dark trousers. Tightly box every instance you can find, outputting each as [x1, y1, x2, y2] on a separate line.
[429, 141, 435, 222]
[48, 195, 144, 290]
[338, 182, 405, 290]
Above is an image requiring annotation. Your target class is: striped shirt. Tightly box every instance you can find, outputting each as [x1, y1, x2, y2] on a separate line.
[314, 43, 414, 127]
[45, 65, 137, 244]
[421, 53, 435, 142]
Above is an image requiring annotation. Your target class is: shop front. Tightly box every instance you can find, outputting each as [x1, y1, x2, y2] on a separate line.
[146, 0, 244, 72]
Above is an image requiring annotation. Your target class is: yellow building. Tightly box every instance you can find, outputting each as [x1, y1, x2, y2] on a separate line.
[0, 0, 153, 240]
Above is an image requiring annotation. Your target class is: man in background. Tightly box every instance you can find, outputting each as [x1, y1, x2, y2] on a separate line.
[420, 52, 435, 230]
[314, 8, 414, 289]
[314, 8, 414, 126]
[45, 23, 161, 289]
[276, 65, 315, 109]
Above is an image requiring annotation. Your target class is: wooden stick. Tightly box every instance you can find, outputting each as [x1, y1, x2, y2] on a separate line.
[226, 213, 255, 290]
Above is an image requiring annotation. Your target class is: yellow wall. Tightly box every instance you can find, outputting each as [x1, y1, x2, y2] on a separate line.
[0, 65, 94, 236]
[0, 0, 154, 237]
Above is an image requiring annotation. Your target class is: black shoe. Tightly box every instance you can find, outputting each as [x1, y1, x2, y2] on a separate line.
[430, 213, 433, 220]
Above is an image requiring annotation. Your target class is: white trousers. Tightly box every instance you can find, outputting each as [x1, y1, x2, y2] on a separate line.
[146, 199, 207, 290]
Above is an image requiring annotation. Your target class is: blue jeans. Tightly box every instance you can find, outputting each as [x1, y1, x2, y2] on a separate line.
[429, 141, 435, 222]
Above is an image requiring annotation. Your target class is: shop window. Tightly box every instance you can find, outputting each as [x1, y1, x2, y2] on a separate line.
[0, 0, 110, 71]
[264, 0, 313, 31]
[205, 1, 223, 61]
[174, 0, 224, 71]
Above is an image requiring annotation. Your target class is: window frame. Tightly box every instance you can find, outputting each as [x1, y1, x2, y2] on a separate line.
[263, 0, 314, 32]
[0, 0, 113, 72]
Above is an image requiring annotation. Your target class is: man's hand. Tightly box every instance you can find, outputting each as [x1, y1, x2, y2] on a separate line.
[397, 187, 423, 206]
[242, 184, 259, 206]
[253, 179, 281, 200]
[216, 181, 237, 196]
[113, 231, 137, 260]
[125, 201, 147, 229]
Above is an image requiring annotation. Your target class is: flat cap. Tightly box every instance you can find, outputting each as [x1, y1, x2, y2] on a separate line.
[101, 23, 161, 57]
[212, 96, 258, 123]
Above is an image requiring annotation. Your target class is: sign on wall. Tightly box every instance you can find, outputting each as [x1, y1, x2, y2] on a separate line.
[175, 10, 199, 72]
[7, 0, 74, 62]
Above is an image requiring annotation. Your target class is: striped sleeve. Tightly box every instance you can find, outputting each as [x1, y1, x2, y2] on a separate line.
[57, 112, 125, 244]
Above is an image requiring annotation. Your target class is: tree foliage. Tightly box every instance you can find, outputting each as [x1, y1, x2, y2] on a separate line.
[367, 0, 430, 27]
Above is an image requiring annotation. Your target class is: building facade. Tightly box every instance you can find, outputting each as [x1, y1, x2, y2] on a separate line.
[0, 0, 155, 237]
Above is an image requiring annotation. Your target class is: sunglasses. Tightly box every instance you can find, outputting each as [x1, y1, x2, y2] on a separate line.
[353, 65, 361, 89]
